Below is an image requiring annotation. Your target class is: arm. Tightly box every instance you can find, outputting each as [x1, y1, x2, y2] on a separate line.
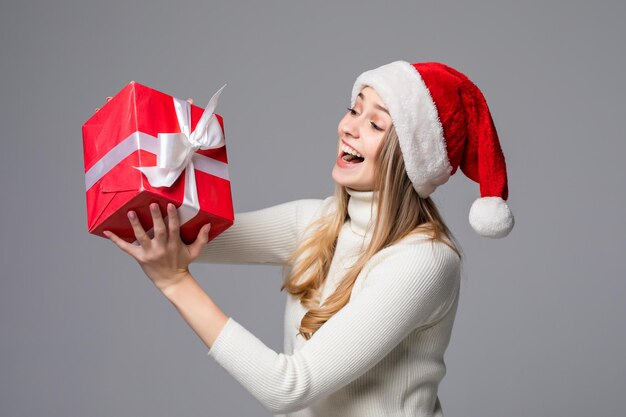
[161, 272, 230, 352]
[195, 198, 331, 266]
[205, 241, 461, 414]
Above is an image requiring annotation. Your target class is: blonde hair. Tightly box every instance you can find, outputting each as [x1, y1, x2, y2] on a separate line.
[280, 124, 463, 340]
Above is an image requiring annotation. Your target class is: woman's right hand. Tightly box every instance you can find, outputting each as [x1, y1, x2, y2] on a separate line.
[94, 96, 112, 112]
[95, 96, 194, 112]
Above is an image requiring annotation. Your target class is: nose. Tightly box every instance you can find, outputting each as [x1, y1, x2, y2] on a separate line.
[341, 114, 360, 139]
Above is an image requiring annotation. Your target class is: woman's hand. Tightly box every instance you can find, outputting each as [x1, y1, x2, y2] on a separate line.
[94, 97, 112, 112]
[103, 202, 211, 293]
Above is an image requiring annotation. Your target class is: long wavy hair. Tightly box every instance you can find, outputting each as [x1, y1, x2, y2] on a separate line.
[279, 123, 463, 341]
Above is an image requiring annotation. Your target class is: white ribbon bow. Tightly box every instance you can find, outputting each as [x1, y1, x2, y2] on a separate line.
[134, 83, 227, 225]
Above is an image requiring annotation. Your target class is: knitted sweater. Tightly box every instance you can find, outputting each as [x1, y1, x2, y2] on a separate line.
[196, 187, 461, 416]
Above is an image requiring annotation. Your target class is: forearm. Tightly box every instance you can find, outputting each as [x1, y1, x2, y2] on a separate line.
[195, 198, 327, 266]
[161, 272, 229, 350]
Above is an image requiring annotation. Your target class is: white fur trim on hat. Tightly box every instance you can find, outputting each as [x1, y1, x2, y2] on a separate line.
[350, 60, 452, 198]
[468, 196, 515, 238]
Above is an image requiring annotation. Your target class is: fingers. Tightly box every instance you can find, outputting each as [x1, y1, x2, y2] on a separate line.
[188, 223, 211, 260]
[127, 210, 151, 248]
[167, 203, 180, 238]
[186, 97, 194, 104]
[103, 230, 141, 258]
[95, 97, 113, 112]
[150, 203, 167, 243]
[107, 205, 210, 261]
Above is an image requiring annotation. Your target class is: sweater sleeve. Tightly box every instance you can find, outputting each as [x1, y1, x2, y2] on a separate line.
[206, 240, 461, 414]
[194, 197, 332, 266]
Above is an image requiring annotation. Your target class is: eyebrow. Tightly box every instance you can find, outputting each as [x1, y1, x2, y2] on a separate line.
[358, 92, 390, 116]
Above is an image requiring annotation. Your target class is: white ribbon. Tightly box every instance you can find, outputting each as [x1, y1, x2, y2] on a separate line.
[134, 84, 226, 187]
[133, 83, 227, 225]
[85, 84, 230, 232]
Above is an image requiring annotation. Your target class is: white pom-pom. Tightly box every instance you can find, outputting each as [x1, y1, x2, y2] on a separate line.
[469, 196, 515, 238]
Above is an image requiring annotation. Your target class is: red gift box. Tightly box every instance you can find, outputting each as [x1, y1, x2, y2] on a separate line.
[82, 81, 234, 245]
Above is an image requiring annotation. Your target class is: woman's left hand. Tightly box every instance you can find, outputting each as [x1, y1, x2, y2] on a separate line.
[103, 202, 211, 293]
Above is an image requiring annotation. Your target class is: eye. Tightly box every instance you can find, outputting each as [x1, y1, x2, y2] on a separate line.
[347, 107, 384, 131]
[370, 122, 383, 131]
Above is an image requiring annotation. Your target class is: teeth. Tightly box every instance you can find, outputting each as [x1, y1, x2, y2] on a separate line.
[341, 144, 363, 158]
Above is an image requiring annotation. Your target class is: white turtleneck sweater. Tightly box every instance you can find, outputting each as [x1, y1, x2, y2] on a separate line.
[196, 187, 461, 417]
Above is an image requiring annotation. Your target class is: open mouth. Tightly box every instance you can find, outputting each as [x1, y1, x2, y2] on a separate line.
[340, 150, 365, 164]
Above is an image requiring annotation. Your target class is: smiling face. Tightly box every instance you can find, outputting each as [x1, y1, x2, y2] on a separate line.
[332, 86, 392, 191]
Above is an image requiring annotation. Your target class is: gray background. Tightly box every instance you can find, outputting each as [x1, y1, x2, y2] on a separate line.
[1, 1, 625, 416]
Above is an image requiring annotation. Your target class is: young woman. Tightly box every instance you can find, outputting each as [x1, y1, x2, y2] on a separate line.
[104, 60, 515, 416]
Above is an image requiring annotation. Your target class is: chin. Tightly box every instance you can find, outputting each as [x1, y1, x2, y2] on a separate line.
[331, 167, 349, 186]
[331, 159, 372, 190]
[332, 175, 365, 191]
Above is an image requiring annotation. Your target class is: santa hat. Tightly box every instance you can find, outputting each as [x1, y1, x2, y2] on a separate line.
[350, 60, 514, 238]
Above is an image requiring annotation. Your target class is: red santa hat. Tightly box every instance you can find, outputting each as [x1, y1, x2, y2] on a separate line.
[351, 60, 514, 238]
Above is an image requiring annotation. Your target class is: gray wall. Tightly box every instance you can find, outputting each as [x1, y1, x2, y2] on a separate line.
[1, 1, 624, 416]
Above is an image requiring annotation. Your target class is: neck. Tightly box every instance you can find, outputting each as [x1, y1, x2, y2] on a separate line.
[345, 187, 378, 237]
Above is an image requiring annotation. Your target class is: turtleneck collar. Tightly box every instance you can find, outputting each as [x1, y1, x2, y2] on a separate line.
[345, 187, 378, 237]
